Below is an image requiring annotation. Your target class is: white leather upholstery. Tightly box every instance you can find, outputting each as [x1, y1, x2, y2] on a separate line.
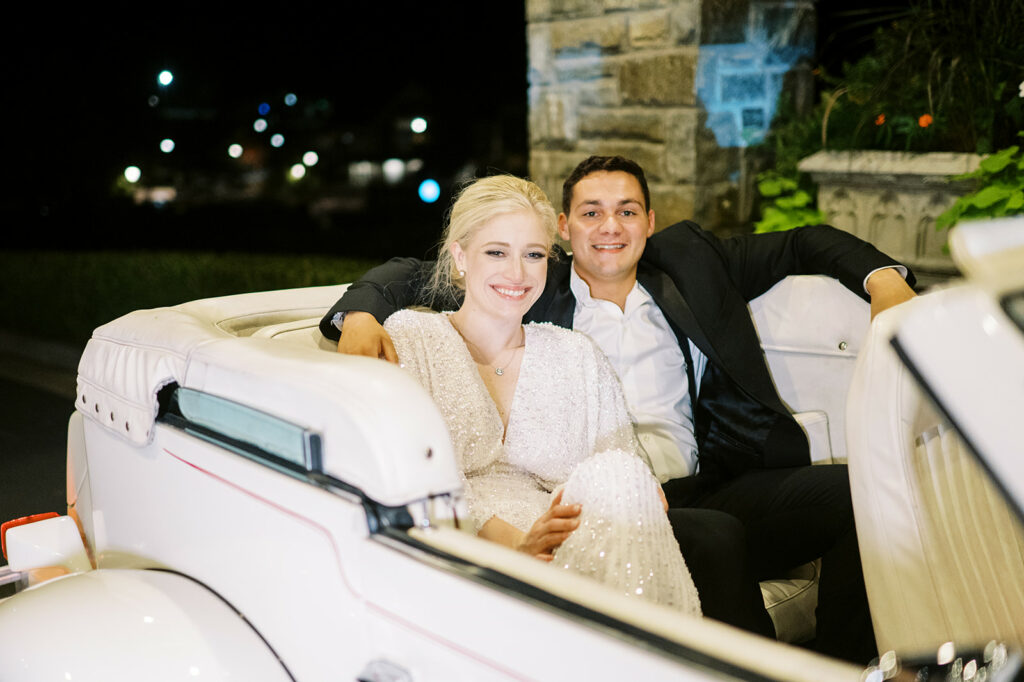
[749, 275, 869, 464]
[746, 275, 871, 642]
[846, 297, 1024, 655]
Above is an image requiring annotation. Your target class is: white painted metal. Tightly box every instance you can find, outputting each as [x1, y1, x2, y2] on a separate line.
[0, 569, 292, 681]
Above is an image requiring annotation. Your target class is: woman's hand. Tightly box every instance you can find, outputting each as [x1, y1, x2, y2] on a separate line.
[517, 491, 582, 562]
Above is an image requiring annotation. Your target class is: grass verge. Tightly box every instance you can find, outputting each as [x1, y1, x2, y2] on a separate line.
[0, 251, 382, 345]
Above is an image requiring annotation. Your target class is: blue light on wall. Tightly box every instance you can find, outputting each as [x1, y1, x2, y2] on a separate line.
[696, 2, 814, 148]
[418, 179, 441, 204]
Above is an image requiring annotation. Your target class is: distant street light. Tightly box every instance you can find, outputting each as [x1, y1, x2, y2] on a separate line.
[160, 139, 175, 153]
[258, 102, 270, 116]
[410, 117, 427, 134]
[302, 151, 319, 166]
[158, 70, 173, 86]
[124, 166, 141, 183]
[254, 118, 268, 133]
[284, 93, 297, 106]
[270, 134, 285, 148]
[228, 144, 243, 159]
[290, 163, 306, 180]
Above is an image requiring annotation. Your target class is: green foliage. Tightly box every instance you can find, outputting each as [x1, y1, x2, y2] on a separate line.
[0, 251, 381, 345]
[754, 171, 826, 233]
[824, 0, 1024, 154]
[936, 133, 1024, 230]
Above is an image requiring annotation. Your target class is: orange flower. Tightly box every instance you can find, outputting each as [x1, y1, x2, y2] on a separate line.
[918, 113, 933, 128]
[875, 114, 886, 126]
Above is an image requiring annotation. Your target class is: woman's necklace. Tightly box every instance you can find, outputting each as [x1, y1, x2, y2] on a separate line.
[449, 316, 524, 376]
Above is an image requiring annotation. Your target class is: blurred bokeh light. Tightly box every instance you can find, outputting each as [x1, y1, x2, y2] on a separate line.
[418, 179, 440, 203]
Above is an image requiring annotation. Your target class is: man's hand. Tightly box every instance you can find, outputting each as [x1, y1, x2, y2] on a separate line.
[337, 311, 399, 363]
[866, 268, 917, 320]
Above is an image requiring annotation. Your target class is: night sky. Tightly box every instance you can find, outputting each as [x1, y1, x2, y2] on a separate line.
[6, 4, 529, 255]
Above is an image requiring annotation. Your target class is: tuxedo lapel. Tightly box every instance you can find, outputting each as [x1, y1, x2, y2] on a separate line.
[526, 256, 575, 328]
[636, 263, 721, 368]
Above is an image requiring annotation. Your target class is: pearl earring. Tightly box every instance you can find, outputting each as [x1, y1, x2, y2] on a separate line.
[458, 270, 465, 277]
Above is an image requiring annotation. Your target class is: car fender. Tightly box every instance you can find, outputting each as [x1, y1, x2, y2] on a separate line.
[0, 568, 293, 682]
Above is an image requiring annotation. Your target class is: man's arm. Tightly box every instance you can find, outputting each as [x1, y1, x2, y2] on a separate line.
[647, 221, 916, 305]
[317, 257, 438, 343]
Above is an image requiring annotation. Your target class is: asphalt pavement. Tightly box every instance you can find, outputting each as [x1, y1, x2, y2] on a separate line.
[0, 330, 82, 582]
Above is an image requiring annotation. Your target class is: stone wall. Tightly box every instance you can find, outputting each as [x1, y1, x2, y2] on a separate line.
[526, 0, 814, 233]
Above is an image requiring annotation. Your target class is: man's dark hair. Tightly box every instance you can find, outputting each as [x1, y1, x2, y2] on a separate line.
[561, 155, 651, 215]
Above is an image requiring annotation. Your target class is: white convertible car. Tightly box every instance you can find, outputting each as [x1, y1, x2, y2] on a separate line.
[1, 220, 1022, 681]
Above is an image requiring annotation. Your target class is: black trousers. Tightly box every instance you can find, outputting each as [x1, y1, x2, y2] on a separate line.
[662, 464, 876, 666]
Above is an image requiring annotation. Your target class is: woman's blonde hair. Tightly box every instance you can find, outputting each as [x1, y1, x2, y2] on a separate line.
[428, 175, 557, 305]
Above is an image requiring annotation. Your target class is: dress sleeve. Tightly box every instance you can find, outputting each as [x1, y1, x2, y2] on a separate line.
[385, 311, 499, 530]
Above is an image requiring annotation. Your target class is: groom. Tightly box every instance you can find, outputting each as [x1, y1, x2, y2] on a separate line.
[320, 156, 916, 663]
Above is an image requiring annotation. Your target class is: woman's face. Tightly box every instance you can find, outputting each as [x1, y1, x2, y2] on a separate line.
[451, 210, 549, 321]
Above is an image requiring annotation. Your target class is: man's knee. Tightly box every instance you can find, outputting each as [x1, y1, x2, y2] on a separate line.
[667, 508, 746, 567]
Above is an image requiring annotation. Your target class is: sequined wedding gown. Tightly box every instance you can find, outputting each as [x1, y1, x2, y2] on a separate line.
[385, 310, 700, 615]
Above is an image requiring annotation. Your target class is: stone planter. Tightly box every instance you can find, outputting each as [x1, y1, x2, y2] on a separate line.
[798, 150, 981, 286]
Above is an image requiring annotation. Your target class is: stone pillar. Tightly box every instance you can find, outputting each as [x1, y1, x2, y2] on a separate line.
[526, 0, 814, 234]
[799, 150, 980, 286]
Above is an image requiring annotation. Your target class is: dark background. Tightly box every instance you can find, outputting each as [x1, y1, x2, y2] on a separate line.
[5, 4, 531, 259]
[3, 2, 899, 260]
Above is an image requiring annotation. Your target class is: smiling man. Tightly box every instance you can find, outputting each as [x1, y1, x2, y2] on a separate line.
[319, 155, 916, 663]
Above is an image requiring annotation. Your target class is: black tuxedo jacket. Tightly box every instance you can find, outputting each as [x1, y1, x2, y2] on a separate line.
[320, 221, 914, 480]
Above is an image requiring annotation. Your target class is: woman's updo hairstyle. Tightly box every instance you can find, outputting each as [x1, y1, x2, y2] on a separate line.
[429, 175, 557, 306]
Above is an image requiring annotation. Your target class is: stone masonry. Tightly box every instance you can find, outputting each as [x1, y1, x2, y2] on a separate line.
[527, 0, 706, 228]
[526, 0, 814, 234]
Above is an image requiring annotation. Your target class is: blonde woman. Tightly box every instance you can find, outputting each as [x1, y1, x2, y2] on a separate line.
[384, 175, 700, 613]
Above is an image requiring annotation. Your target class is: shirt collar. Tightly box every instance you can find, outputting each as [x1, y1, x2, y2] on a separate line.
[569, 264, 651, 313]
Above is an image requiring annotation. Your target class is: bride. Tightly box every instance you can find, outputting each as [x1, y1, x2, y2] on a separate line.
[384, 175, 700, 614]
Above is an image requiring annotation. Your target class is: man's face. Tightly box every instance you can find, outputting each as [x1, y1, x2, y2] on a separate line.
[558, 170, 655, 288]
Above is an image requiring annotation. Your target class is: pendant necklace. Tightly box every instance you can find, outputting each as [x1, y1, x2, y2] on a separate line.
[450, 317, 523, 376]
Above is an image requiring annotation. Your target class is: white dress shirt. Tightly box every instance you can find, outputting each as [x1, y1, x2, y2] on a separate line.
[570, 267, 706, 482]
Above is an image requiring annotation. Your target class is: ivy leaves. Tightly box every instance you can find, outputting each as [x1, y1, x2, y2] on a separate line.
[937, 135, 1024, 230]
[755, 171, 826, 233]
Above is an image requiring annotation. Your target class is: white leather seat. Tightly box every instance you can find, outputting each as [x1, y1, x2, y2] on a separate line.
[846, 296, 1024, 655]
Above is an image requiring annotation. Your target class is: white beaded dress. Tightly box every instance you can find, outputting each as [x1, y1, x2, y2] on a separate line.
[385, 309, 700, 614]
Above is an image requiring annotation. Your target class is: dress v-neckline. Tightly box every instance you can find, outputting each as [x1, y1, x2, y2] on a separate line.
[443, 314, 528, 445]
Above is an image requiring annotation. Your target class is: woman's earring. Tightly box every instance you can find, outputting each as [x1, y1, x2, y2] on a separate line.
[458, 270, 465, 278]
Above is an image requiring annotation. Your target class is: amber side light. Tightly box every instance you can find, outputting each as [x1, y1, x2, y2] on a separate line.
[1, 512, 59, 560]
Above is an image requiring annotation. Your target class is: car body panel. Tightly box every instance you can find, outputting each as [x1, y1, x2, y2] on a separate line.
[0, 569, 293, 682]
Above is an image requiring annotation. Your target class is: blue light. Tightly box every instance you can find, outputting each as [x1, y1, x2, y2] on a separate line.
[418, 179, 441, 204]
[284, 93, 297, 106]
[258, 102, 270, 116]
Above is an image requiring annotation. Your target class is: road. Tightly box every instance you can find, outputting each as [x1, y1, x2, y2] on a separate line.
[0, 332, 80, 595]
